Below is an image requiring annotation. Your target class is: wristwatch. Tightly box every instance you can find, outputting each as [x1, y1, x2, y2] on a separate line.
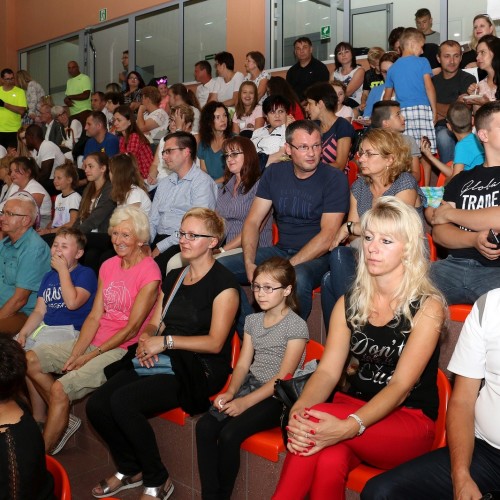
[346, 221, 354, 236]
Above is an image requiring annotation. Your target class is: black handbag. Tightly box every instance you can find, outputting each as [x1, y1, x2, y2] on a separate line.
[274, 370, 315, 447]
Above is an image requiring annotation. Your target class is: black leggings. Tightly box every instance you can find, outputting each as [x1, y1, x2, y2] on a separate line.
[196, 396, 283, 500]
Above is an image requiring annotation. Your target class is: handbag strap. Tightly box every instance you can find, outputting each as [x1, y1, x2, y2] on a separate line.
[154, 266, 190, 336]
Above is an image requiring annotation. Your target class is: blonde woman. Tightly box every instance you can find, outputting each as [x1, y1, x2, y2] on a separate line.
[274, 197, 445, 500]
[16, 70, 46, 123]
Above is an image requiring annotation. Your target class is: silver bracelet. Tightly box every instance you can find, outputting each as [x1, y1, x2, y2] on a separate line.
[348, 413, 366, 436]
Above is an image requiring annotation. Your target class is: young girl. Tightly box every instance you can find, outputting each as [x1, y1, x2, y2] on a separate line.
[331, 80, 354, 123]
[109, 153, 152, 215]
[38, 162, 81, 236]
[196, 256, 309, 500]
[113, 105, 154, 179]
[74, 152, 116, 273]
[232, 81, 265, 137]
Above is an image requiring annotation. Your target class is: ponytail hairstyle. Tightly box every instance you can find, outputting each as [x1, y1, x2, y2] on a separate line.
[253, 257, 299, 314]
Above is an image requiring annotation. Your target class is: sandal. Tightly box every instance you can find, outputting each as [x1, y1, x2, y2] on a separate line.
[91, 471, 143, 498]
[142, 478, 174, 499]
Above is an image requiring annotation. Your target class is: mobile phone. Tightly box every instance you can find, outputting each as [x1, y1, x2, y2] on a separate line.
[487, 229, 500, 249]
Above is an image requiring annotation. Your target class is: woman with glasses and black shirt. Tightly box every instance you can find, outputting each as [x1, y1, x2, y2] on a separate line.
[87, 207, 240, 500]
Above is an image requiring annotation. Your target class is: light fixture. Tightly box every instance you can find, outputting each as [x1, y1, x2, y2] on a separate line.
[204, 21, 213, 25]
[454, 32, 460, 37]
[145, 35, 152, 39]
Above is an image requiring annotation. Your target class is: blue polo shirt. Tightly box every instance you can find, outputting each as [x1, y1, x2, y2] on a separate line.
[83, 132, 120, 158]
[0, 228, 51, 314]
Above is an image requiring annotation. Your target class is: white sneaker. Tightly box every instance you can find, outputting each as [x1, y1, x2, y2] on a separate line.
[49, 414, 81, 455]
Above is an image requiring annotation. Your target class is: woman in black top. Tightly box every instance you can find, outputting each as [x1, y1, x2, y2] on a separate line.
[87, 208, 239, 500]
[0, 338, 55, 500]
[273, 197, 446, 500]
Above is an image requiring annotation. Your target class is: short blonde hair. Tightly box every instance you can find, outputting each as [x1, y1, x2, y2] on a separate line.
[181, 207, 225, 244]
[400, 28, 425, 50]
[367, 47, 385, 65]
[108, 206, 150, 243]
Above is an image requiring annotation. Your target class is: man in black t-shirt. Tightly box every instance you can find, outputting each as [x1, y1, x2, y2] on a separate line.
[427, 101, 500, 304]
[286, 37, 330, 104]
[432, 40, 476, 162]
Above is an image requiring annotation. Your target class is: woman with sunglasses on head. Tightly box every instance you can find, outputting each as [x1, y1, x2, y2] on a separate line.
[321, 128, 426, 328]
[305, 82, 354, 172]
[273, 196, 445, 500]
[461, 14, 498, 71]
[87, 207, 240, 500]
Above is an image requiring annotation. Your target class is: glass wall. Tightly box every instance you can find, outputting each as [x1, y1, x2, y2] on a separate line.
[136, 5, 180, 85]
[21, 46, 49, 94]
[183, 0, 226, 81]
[49, 36, 80, 105]
[274, 0, 343, 68]
[90, 21, 128, 93]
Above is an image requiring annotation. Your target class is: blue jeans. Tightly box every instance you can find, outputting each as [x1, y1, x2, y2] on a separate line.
[361, 438, 500, 499]
[217, 246, 330, 336]
[321, 246, 356, 329]
[430, 256, 500, 304]
[435, 124, 457, 164]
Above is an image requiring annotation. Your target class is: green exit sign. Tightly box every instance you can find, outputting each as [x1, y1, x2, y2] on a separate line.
[320, 25, 331, 40]
[99, 8, 107, 22]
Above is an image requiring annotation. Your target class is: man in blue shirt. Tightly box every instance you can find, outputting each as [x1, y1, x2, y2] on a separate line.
[83, 111, 119, 158]
[0, 192, 51, 335]
[149, 131, 218, 273]
[218, 120, 349, 334]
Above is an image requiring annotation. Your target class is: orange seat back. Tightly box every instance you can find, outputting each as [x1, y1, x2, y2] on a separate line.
[46, 455, 71, 500]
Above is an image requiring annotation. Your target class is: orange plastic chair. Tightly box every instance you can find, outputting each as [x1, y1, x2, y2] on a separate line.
[448, 304, 472, 322]
[240, 340, 325, 462]
[46, 455, 71, 500]
[272, 222, 279, 245]
[347, 160, 359, 187]
[426, 233, 438, 262]
[345, 368, 452, 492]
[159, 334, 240, 425]
[418, 162, 425, 187]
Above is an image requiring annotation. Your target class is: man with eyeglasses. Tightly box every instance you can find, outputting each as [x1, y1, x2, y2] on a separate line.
[0, 68, 27, 149]
[149, 131, 217, 274]
[218, 119, 349, 336]
[64, 61, 92, 127]
[0, 193, 51, 336]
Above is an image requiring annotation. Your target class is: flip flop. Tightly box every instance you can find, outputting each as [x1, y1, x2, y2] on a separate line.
[91, 471, 143, 498]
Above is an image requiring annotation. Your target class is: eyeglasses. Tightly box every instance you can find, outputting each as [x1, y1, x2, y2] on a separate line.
[357, 149, 381, 158]
[288, 143, 322, 153]
[0, 210, 28, 217]
[250, 283, 284, 294]
[175, 230, 214, 241]
[222, 151, 244, 160]
[268, 109, 286, 115]
[162, 147, 186, 155]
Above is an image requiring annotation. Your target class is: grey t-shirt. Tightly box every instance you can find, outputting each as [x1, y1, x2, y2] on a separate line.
[244, 309, 309, 384]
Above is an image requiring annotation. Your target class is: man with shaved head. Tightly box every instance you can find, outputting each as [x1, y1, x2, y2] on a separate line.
[64, 61, 92, 127]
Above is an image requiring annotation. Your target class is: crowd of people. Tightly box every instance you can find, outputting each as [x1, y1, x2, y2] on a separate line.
[1, 6, 500, 500]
